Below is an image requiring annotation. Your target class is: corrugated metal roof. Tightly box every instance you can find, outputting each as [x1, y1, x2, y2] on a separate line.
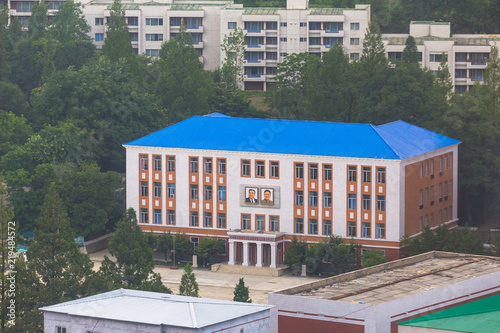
[170, 4, 203, 10]
[309, 8, 345, 15]
[398, 293, 500, 332]
[40, 289, 272, 328]
[123, 114, 460, 160]
[243, 8, 279, 15]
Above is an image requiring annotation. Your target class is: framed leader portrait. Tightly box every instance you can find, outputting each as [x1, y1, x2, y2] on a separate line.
[260, 188, 274, 206]
[245, 187, 258, 204]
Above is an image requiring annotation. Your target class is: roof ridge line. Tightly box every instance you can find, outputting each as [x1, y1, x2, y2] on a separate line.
[189, 302, 198, 328]
[370, 124, 402, 159]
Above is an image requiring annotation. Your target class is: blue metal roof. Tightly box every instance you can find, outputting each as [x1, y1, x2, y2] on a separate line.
[124, 115, 460, 160]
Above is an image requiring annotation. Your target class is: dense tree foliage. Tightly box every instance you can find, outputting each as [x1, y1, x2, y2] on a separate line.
[361, 249, 388, 268]
[194, 237, 225, 266]
[179, 263, 199, 297]
[304, 235, 358, 274]
[233, 277, 252, 303]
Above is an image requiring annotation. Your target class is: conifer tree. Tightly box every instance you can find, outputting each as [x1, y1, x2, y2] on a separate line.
[233, 278, 251, 303]
[401, 35, 420, 64]
[179, 263, 199, 297]
[360, 20, 388, 73]
[102, 0, 135, 62]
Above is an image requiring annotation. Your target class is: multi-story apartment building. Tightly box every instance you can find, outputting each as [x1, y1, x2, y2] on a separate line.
[382, 21, 500, 93]
[124, 113, 460, 265]
[4, 1, 498, 91]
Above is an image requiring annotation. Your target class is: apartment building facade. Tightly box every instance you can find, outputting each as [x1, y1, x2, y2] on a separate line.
[123, 113, 460, 265]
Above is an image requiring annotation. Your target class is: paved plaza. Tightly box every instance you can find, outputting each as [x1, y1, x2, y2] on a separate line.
[88, 249, 318, 304]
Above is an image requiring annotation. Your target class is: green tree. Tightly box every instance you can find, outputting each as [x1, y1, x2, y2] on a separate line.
[0, 6, 10, 80]
[105, 208, 171, 293]
[156, 24, 214, 123]
[401, 35, 420, 65]
[195, 237, 225, 266]
[360, 20, 388, 74]
[0, 110, 32, 157]
[157, 231, 173, 261]
[179, 263, 199, 297]
[361, 249, 388, 268]
[50, 0, 95, 70]
[0, 81, 30, 118]
[284, 236, 306, 270]
[270, 52, 320, 119]
[13, 183, 94, 331]
[102, 0, 137, 65]
[233, 277, 252, 303]
[220, 27, 246, 91]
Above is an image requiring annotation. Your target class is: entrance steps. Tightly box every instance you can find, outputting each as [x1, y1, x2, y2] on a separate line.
[212, 262, 290, 277]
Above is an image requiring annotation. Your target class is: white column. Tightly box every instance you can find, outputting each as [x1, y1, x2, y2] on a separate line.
[256, 243, 263, 267]
[270, 243, 277, 268]
[228, 240, 236, 265]
[242, 242, 249, 266]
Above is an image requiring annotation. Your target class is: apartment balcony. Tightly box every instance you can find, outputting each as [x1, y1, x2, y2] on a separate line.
[246, 43, 266, 51]
[308, 30, 321, 37]
[265, 29, 278, 36]
[266, 74, 276, 81]
[321, 29, 344, 37]
[321, 44, 333, 52]
[266, 58, 278, 65]
[244, 59, 266, 66]
[192, 41, 204, 49]
[244, 74, 266, 81]
[186, 25, 204, 33]
[467, 60, 487, 69]
[309, 44, 321, 51]
[244, 28, 266, 37]
[265, 43, 278, 50]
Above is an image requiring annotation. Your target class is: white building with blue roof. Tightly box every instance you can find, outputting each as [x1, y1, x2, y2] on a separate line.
[123, 114, 460, 265]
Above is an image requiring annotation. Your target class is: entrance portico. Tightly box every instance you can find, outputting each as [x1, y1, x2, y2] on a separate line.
[227, 231, 285, 268]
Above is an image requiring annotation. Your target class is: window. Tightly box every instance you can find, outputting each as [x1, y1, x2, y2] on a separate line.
[140, 155, 148, 170]
[425, 160, 429, 176]
[439, 183, 443, 199]
[362, 222, 371, 238]
[449, 153, 453, 168]
[256, 160, 265, 177]
[449, 179, 453, 194]
[95, 33, 104, 41]
[323, 220, 332, 235]
[204, 212, 212, 227]
[140, 208, 148, 223]
[204, 185, 212, 200]
[190, 237, 199, 247]
[324, 192, 332, 208]
[140, 182, 148, 197]
[295, 163, 304, 179]
[309, 191, 318, 207]
[167, 210, 175, 225]
[430, 186, 434, 202]
[430, 53, 447, 62]
[280, 37, 287, 42]
[270, 161, 279, 178]
[439, 210, 442, 224]
[170, 17, 182, 26]
[154, 209, 161, 224]
[348, 194, 356, 209]
[154, 182, 161, 197]
[146, 18, 163, 26]
[309, 219, 318, 234]
[57, 327, 67, 333]
[444, 208, 448, 222]
[167, 156, 175, 172]
[350, 38, 359, 45]
[300, 37, 307, 42]
[241, 160, 250, 176]
[424, 215, 428, 227]
[425, 187, 429, 202]
[444, 181, 448, 196]
[362, 167, 371, 183]
[348, 166, 357, 182]
[350, 22, 360, 30]
[146, 34, 163, 41]
[127, 17, 138, 26]
[420, 162, 423, 177]
[257, 215, 265, 231]
[190, 185, 198, 200]
[154, 156, 161, 171]
[280, 52, 288, 57]
[267, 21, 277, 30]
[217, 159, 226, 174]
[218, 213, 226, 228]
[242, 214, 251, 230]
[419, 216, 423, 231]
[300, 22, 307, 27]
[310, 22, 321, 30]
[167, 183, 175, 198]
[456, 68, 467, 78]
[218, 186, 226, 201]
[376, 223, 385, 239]
[204, 158, 212, 173]
[362, 195, 371, 210]
[310, 37, 321, 45]
[129, 32, 138, 42]
[377, 195, 385, 211]
[280, 22, 287, 27]
[348, 221, 356, 237]
[190, 211, 199, 226]
[323, 164, 332, 181]
[190, 157, 198, 173]
[377, 167, 385, 183]
[228, 22, 237, 29]
[430, 213, 434, 226]
[350, 53, 360, 61]
[430, 159, 434, 176]
[17, 1, 34, 12]
[145, 49, 159, 57]
[439, 156, 443, 171]
[419, 189, 423, 205]
[270, 216, 279, 232]
[309, 164, 318, 180]
[295, 218, 304, 234]
[95, 17, 104, 25]
[295, 191, 304, 206]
